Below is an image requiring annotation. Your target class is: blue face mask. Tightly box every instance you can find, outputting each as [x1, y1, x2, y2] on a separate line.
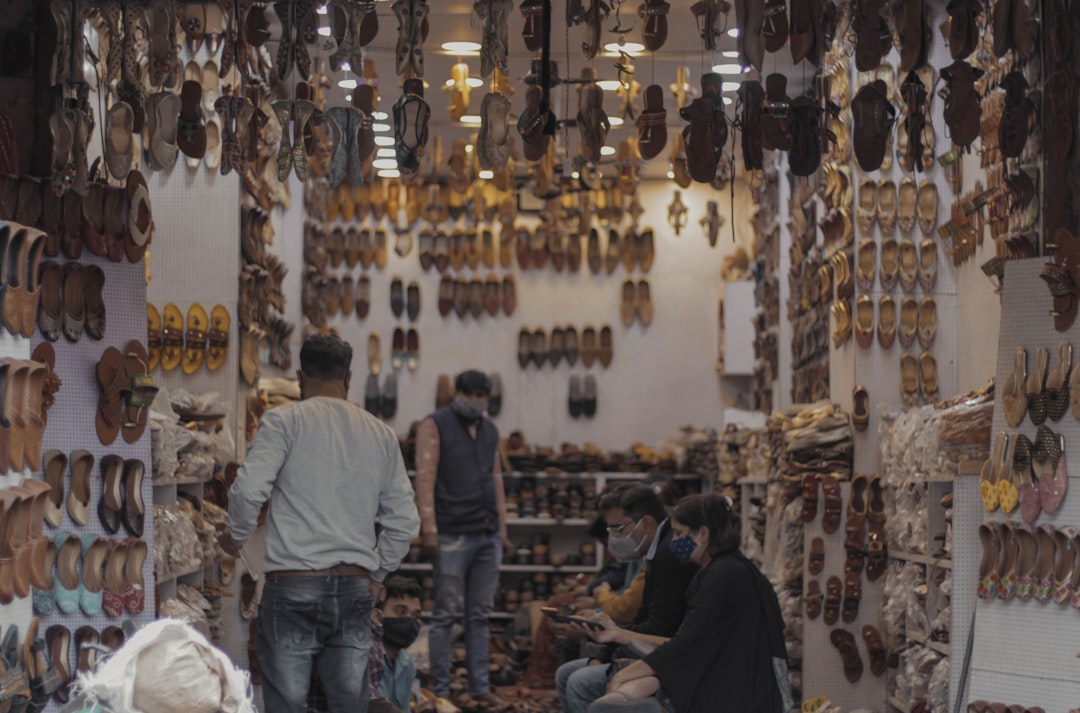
[668, 533, 698, 565]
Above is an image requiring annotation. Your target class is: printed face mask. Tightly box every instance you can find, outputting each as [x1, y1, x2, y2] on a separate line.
[668, 533, 698, 565]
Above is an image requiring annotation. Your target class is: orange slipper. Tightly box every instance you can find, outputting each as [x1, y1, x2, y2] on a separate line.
[207, 305, 230, 371]
[161, 304, 184, 371]
[147, 305, 162, 371]
[181, 303, 208, 374]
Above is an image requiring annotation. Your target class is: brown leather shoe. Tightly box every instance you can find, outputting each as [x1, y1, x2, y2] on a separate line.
[453, 279, 469, 319]
[468, 279, 484, 319]
[598, 325, 614, 367]
[581, 326, 597, 367]
[438, 276, 453, 317]
[564, 326, 580, 365]
[502, 276, 516, 316]
[531, 328, 547, 367]
[620, 279, 636, 326]
[637, 229, 655, 272]
[518, 328, 531, 368]
[587, 228, 602, 274]
[636, 280, 653, 326]
[550, 327, 565, 367]
[484, 276, 500, 317]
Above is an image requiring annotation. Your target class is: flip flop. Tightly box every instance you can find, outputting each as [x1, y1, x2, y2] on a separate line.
[147, 305, 163, 371]
[207, 305, 231, 371]
[636, 85, 667, 160]
[639, 0, 670, 50]
[181, 303, 209, 374]
[160, 304, 184, 371]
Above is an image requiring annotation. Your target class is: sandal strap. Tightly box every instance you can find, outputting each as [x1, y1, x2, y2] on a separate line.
[637, 110, 666, 126]
[147, 327, 162, 349]
[640, 2, 670, 16]
[186, 328, 208, 348]
[209, 328, 229, 348]
[123, 373, 159, 410]
[162, 325, 184, 347]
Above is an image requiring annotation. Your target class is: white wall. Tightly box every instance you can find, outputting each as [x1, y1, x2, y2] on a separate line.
[265, 172, 760, 449]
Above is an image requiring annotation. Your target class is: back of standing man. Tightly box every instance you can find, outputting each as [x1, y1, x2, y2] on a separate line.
[223, 334, 420, 713]
[415, 370, 513, 710]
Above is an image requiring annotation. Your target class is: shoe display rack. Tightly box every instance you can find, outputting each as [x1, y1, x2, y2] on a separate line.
[956, 259, 1080, 711]
[877, 389, 993, 712]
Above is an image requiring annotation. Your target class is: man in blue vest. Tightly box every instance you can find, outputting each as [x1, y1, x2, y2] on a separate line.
[414, 370, 512, 710]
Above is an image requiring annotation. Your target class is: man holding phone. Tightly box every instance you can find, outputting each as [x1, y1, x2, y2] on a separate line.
[554, 485, 696, 713]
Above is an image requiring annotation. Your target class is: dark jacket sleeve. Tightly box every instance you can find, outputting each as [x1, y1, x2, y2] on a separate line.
[623, 528, 697, 637]
[643, 562, 740, 668]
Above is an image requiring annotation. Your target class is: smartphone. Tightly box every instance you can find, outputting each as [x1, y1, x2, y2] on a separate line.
[541, 607, 604, 630]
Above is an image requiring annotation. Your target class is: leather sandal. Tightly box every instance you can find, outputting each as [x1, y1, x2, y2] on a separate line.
[821, 475, 842, 533]
[823, 575, 842, 625]
[181, 304, 209, 374]
[121, 340, 158, 444]
[808, 536, 825, 574]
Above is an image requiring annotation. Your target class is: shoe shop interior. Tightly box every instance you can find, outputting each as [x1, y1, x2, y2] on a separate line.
[0, 0, 1075, 711]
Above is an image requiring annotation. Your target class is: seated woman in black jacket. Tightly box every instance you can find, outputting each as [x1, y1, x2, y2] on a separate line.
[586, 493, 792, 713]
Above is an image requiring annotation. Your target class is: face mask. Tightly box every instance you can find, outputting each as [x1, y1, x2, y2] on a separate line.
[382, 617, 421, 649]
[608, 520, 646, 563]
[451, 396, 486, 421]
[668, 534, 698, 565]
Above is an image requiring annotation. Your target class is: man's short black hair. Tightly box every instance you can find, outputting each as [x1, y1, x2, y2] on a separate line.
[455, 369, 492, 396]
[598, 484, 668, 524]
[383, 575, 422, 601]
[299, 334, 352, 381]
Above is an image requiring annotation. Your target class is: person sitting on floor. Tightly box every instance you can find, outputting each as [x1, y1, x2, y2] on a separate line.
[308, 575, 423, 713]
[585, 493, 792, 713]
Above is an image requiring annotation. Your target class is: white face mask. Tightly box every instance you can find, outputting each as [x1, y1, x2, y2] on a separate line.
[607, 519, 647, 563]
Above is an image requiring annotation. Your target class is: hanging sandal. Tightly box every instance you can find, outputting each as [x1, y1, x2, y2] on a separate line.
[121, 340, 157, 444]
[1045, 342, 1072, 421]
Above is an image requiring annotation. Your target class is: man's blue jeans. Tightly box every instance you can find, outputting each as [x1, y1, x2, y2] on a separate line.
[256, 573, 373, 713]
[428, 532, 502, 696]
[556, 658, 610, 713]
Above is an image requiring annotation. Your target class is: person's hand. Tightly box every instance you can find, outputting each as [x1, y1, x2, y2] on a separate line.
[421, 533, 439, 562]
[370, 579, 386, 602]
[584, 612, 623, 644]
[501, 533, 514, 554]
[593, 581, 612, 596]
[218, 530, 241, 556]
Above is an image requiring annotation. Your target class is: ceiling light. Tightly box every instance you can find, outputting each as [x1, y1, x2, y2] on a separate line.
[722, 82, 741, 92]
[316, 5, 327, 13]
[338, 78, 358, 89]
[723, 97, 733, 105]
[600, 145, 616, 156]
[373, 158, 399, 170]
[372, 111, 388, 120]
[604, 41, 645, 54]
[460, 114, 482, 125]
[441, 41, 481, 54]
[465, 144, 474, 152]
[377, 148, 397, 158]
[666, 171, 675, 179]
[478, 170, 494, 179]
[341, 62, 351, 71]
[608, 116, 624, 127]
[345, 94, 352, 102]
[711, 63, 745, 74]
[317, 26, 332, 37]
[722, 50, 739, 58]
[444, 78, 455, 87]
[571, 171, 580, 179]
[596, 80, 623, 91]
[728, 28, 740, 37]
[373, 123, 391, 132]
[377, 169, 401, 178]
[466, 77, 484, 88]
[374, 136, 395, 146]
